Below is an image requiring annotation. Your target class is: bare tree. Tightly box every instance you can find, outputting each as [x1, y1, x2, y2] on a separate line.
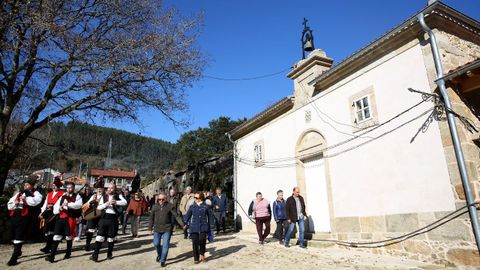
[0, 0, 206, 194]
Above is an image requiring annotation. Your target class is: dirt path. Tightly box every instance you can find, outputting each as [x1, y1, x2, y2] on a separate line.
[0, 217, 449, 269]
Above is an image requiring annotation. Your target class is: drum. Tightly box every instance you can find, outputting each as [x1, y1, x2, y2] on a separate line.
[82, 201, 102, 221]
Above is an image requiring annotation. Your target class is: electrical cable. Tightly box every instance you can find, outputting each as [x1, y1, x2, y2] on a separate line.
[239, 100, 427, 163]
[298, 83, 373, 138]
[233, 199, 256, 224]
[236, 104, 432, 167]
[204, 67, 292, 81]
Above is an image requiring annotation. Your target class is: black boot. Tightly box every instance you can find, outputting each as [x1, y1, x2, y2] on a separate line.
[64, 240, 72, 259]
[17, 243, 23, 258]
[40, 235, 53, 254]
[46, 241, 59, 263]
[85, 232, 92, 251]
[107, 242, 114, 260]
[7, 243, 22, 266]
[90, 241, 101, 262]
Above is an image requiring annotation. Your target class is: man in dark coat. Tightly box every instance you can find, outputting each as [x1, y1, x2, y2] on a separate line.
[211, 187, 228, 234]
[284, 186, 307, 248]
[149, 193, 184, 267]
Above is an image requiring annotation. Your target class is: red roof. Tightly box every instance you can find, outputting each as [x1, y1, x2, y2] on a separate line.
[90, 169, 136, 179]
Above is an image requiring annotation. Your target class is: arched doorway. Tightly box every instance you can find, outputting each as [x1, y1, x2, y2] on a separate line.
[295, 129, 331, 233]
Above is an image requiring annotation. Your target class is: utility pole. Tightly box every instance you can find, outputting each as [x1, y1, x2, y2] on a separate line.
[105, 138, 112, 170]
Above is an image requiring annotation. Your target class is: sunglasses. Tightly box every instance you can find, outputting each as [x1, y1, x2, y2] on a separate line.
[158, 198, 165, 201]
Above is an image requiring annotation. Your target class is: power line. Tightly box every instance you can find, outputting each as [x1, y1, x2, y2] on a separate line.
[236, 100, 429, 165]
[298, 83, 372, 138]
[204, 67, 292, 81]
[237, 106, 432, 168]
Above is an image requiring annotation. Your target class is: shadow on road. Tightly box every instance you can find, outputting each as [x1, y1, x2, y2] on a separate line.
[210, 236, 236, 243]
[207, 244, 246, 262]
[168, 244, 246, 264]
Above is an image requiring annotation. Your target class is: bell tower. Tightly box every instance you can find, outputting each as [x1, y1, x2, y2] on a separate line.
[288, 19, 333, 109]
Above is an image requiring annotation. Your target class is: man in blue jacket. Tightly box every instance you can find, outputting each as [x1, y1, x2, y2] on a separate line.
[273, 190, 287, 244]
[211, 187, 228, 234]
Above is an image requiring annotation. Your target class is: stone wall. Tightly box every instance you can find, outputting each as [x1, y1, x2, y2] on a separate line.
[327, 211, 477, 267]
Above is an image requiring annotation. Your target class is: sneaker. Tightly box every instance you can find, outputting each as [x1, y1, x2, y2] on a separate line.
[160, 262, 166, 267]
[258, 241, 263, 245]
[284, 243, 290, 248]
[279, 240, 284, 245]
[74, 237, 80, 242]
[299, 244, 307, 249]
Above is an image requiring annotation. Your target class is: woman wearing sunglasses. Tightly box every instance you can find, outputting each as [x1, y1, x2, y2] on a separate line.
[183, 192, 214, 264]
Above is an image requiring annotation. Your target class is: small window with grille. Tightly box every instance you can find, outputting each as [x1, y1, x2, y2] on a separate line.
[254, 144, 263, 163]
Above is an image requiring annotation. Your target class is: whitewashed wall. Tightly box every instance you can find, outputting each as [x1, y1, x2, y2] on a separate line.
[235, 43, 456, 231]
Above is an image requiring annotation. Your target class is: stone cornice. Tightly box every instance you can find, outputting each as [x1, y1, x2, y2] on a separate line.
[229, 96, 294, 140]
[287, 51, 334, 80]
[310, 2, 480, 90]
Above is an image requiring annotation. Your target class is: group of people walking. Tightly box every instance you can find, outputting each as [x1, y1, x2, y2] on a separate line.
[6, 174, 306, 268]
[249, 187, 307, 249]
[5, 174, 229, 268]
[149, 186, 228, 266]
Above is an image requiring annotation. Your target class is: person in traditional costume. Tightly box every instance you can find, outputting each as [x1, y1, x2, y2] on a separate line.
[45, 181, 82, 262]
[90, 182, 127, 262]
[6, 175, 43, 266]
[39, 176, 64, 254]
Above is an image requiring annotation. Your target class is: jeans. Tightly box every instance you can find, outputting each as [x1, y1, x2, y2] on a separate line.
[153, 231, 171, 263]
[191, 232, 207, 262]
[284, 217, 304, 246]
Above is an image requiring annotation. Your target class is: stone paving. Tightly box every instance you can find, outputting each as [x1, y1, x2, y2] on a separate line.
[0, 217, 460, 270]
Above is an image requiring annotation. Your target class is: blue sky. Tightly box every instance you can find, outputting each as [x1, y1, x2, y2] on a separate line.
[104, 0, 480, 143]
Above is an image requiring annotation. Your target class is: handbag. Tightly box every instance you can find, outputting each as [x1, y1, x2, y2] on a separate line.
[208, 230, 214, 242]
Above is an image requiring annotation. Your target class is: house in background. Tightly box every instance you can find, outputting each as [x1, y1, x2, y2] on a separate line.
[32, 168, 61, 186]
[89, 168, 136, 190]
[229, 2, 479, 267]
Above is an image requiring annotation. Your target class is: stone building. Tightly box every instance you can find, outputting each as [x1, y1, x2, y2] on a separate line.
[142, 155, 234, 204]
[229, 2, 480, 267]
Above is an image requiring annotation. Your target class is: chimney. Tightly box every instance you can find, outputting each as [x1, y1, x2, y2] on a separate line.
[287, 49, 333, 108]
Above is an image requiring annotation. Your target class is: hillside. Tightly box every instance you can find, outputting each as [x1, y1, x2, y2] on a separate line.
[28, 121, 177, 176]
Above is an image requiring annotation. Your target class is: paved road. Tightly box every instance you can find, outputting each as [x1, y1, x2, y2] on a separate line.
[0, 217, 449, 269]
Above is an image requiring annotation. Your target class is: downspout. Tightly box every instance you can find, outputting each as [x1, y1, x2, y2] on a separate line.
[226, 132, 238, 232]
[417, 13, 480, 254]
